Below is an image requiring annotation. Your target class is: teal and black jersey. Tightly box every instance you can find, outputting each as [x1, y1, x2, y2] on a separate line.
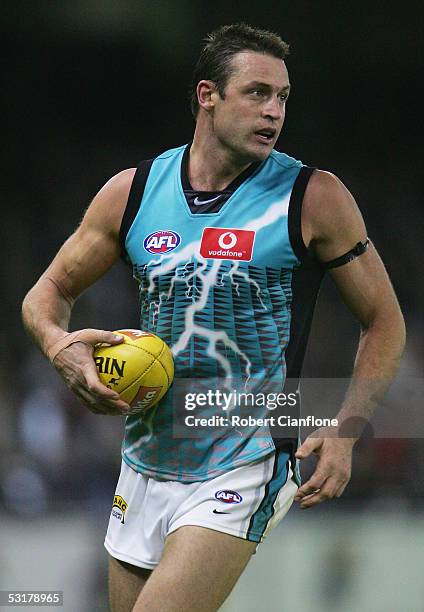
[119, 144, 324, 482]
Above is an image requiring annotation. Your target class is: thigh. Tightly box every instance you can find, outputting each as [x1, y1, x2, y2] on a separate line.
[132, 525, 257, 612]
[109, 555, 152, 612]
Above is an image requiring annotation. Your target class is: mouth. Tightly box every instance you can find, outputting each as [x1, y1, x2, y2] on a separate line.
[254, 128, 277, 144]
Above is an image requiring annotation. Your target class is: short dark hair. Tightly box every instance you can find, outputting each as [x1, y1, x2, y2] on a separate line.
[189, 23, 290, 118]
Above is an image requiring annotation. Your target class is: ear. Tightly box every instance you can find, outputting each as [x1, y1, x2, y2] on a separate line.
[196, 80, 217, 113]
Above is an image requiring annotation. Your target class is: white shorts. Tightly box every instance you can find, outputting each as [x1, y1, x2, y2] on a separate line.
[104, 451, 298, 570]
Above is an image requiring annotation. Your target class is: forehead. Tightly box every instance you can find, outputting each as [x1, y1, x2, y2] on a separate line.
[227, 51, 289, 89]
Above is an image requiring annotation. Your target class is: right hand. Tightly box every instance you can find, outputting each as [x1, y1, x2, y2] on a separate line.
[52, 329, 131, 415]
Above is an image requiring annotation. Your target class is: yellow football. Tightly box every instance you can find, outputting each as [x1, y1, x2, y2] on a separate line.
[93, 329, 174, 413]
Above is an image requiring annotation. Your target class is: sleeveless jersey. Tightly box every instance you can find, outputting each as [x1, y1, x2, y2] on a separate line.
[119, 144, 324, 482]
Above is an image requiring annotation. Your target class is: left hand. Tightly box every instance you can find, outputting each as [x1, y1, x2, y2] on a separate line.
[294, 428, 355, 509]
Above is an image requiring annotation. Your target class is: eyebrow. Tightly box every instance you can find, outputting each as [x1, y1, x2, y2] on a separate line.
[245, 81, 291, 93]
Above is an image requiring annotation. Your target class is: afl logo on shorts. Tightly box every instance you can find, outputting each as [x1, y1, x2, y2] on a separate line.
[144, 230, 181, 254]
[200, 228, 255, 261]
[215, 489, 243, 504]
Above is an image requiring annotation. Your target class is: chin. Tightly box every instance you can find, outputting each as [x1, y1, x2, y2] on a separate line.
[227, 139, 272, 164]
[248, 144, 273, 162]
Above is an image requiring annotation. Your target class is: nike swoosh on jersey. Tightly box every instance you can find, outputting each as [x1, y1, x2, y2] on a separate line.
[193, 195, 221, 206]
[212, 509, 230, 514]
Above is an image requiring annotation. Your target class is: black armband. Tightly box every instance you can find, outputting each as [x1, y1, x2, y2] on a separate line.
[322, 238, 370, 270]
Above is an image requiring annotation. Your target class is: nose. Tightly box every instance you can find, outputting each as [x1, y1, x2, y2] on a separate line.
[262, 96, 284, 121]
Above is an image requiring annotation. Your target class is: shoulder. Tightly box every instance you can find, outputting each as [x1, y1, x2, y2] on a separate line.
[304, 169, 351, 212]
[82, 168, 137, 236]
[101, 167, 137, 199]
[92, 146, 186, 234]
[302, 169, 367, 260]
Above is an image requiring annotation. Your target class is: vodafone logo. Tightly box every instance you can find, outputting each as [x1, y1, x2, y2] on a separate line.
[200, 228, 255, 261]
[217, 232, 237, 250]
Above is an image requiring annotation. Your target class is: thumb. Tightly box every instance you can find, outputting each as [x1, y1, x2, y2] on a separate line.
[93, 329, 125, 345]
[48, 329, 125, 362]
[295, 436, 322, 459]
[68, 328, 125, 347]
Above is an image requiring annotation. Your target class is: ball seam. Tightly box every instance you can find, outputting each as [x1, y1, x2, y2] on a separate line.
[156, 342, 171, 388]
[119, 341, 171, 397]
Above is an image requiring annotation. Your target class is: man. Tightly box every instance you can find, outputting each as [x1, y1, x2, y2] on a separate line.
[22, 23, 405, 612]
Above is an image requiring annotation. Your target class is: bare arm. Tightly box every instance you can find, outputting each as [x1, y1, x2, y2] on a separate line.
[294, 170, 406, 508]
[22, 168, 136, 415]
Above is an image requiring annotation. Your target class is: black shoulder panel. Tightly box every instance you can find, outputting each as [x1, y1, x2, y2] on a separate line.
[285, 164, 325, 380]
[270, 166, 325, 454]
[286, 165, 325, 379]
[119, 159, 154, 263]
[285, 260, 325, 381]
[287, 165, 316, 263]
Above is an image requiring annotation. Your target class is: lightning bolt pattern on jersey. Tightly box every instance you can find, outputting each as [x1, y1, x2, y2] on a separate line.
[121, 144, 308, 482]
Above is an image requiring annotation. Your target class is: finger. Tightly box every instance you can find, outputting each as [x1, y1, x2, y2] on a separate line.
[84, 366, 131, 412]
[294, 472, 328, 500]
[59, 347, 128, 406]
[335, 482, 349, 498]
[73, 387, 108, 415]
[299, 492, 325, 509]
[85, 367, 121, 400]
[300, 475, 348, 508]
[87, 393, 130, 414]
[73, 384, 127, 416]
[295, 436, 322, 459]
[77, 387, 130, 415]
[299, 479, 339, 509]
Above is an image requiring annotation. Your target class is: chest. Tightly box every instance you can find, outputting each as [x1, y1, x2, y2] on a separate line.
[126, 164, 299, 271]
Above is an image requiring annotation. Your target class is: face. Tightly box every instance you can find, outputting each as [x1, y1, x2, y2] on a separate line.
[208, 51, 290, 163]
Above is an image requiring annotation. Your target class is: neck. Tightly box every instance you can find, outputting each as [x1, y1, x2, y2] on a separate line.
[188, 129, 252, 191]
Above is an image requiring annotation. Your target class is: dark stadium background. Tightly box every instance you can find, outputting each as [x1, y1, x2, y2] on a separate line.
[2, 2, 423, 611]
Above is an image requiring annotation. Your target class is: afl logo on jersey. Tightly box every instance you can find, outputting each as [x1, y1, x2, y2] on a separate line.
[200, 228, 255, 261]
[143, 230, 181, 254]
[215, 489, 243, 504]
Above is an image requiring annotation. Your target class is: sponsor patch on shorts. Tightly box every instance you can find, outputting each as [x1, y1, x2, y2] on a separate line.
[112, 494, 128, 524]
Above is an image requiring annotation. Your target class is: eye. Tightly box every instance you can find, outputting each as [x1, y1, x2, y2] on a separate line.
[251, 89, 265, 97]
[279, 93, 289, 103]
